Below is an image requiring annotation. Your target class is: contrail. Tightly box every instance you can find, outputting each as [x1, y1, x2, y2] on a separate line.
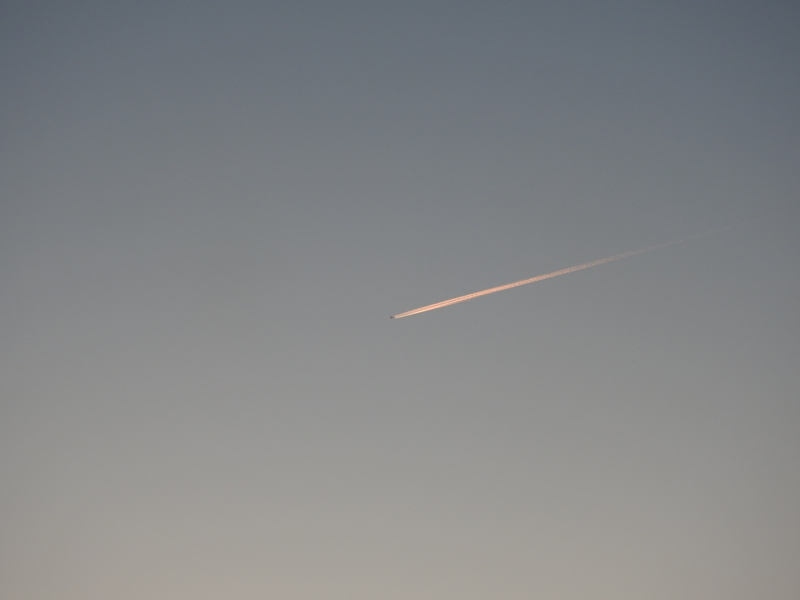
[391, 216, 774, 319]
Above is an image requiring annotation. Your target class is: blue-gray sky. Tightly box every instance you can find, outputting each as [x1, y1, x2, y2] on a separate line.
[2, 1, 799, 598]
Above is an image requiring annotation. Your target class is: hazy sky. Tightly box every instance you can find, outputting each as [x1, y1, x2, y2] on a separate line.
[2, 1, 799, 598]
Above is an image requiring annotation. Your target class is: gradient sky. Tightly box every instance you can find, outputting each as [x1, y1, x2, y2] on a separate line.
[2, 1, 799, 598]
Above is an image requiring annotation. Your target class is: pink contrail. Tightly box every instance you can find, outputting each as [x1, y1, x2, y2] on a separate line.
[391, 216, 773, 319]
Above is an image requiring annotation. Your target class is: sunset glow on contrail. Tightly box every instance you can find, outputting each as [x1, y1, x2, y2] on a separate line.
[391, 217, 773, 319]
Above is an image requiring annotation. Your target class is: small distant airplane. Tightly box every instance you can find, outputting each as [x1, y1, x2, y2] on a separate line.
[391, 215, 775, 319]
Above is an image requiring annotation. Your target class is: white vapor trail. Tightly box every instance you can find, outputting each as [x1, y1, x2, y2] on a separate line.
[391, 216, 774, 319]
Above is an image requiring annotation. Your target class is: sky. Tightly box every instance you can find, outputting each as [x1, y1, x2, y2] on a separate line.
[1, 1, 799, 598]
